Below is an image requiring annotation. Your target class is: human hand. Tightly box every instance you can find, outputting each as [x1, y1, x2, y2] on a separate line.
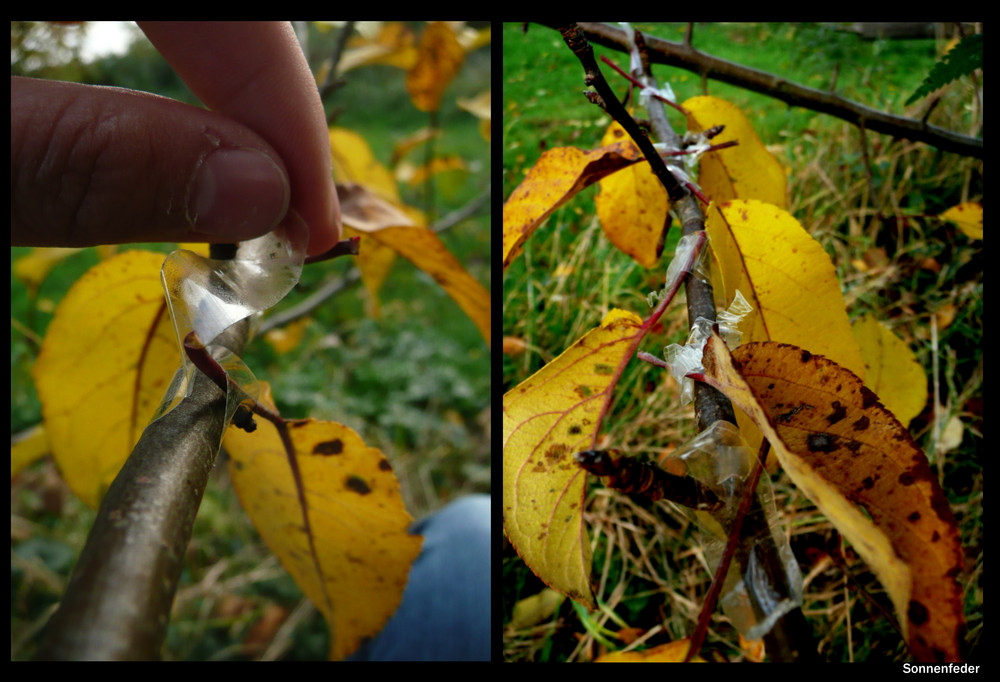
[11, 21, 341, 257]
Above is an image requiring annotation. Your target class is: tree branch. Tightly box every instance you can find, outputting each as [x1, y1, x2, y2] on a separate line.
[555, 23, 689, 206]
[622, 23, 816, 662]
[36, 319, 250, 660]
[547, 22, 983, 159]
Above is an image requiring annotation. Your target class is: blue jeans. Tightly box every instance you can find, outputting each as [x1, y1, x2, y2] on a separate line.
[347, 494, 491, 661]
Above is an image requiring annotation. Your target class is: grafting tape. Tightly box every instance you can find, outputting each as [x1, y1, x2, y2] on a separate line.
[151, 215, 308, 427]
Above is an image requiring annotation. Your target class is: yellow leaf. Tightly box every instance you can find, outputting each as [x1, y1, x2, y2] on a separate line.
[852, 316, 927, 426]
[503, 142, 643, 271]
[684, 96, 787, 209]
[457, 89, 491, 142]
[455, 23, 491, 52]
[224, 384, 422, 661]
[510, 588, 565, 629]
[32, 251, 178, 507]
[11, 424, 49, 477]
[337, 182, 490, 347]
[397, 154, 466, 186]
[938, 202, 983, 240]
[503, 308, 644, 609]
[390, 127, 440, 165]
[337, 22, 418, 74]
[12, 247, 82, 295]
[595, 121, 669, 268]
[329, 128, 400, 204]
[595, 639, 705, 662]
[345, 226, 396, 318]
[706, 200, 864, 375]
[406, 22, 465, 112]
[706, 199, 865, 459]
[695, 330, 965, 662]
[263, 317, 311, 355]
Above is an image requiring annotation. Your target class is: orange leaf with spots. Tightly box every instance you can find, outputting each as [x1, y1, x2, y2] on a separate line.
[692, 329, 964, 662]
[224, 383, 422, 661]
[503, 142, 643, 271]
[503, 309, 644, 609]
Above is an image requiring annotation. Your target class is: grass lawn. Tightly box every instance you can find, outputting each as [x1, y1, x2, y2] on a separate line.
[503, 21, 981, 662]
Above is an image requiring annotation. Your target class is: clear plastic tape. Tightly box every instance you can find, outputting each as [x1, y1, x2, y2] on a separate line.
[716, 289, 753, 349]
[151, 220, 308, 425]
[618, 22, 643, 77]
[663, 291, 754, 403]
[663, 231, 706, 293]
[662, 421, 803, 640]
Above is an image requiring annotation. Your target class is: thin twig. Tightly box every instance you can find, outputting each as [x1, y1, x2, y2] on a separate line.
[556, 23, 689, 207]
[36, 320, 252, 660]
[685, 440, 770, 661]
[552, 22, 983, 159]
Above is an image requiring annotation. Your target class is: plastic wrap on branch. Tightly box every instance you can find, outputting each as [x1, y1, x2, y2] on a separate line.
[646, 231, 709, 308]
[618, 21, 679, 111]
[664, 290, 752, 404]
[664, 421, 803, 640]
[152, 218, 308, 426]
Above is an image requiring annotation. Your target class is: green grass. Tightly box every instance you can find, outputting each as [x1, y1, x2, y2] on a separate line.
[11, 22, 490, 660]
[503, 22, 982, 663]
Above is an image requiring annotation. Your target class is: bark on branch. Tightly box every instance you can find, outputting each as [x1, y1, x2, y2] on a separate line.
[36, 319, 250, 661]
[544, 22, 983, 159]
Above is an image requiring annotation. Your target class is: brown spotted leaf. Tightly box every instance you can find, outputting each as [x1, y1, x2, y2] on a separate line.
[224, 383, 422, 660]
[503, 309, 644, 609]
[692, 330, 964, 662]
[503, 142, 643, 271]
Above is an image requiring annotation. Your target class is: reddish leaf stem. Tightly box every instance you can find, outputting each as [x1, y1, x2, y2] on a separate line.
[303, 235, 361, 265]
[587, 230, 707, 450]
[599, 53, 688, 115]
[183, 330, 333, 614]
[685, 439, 770, 662]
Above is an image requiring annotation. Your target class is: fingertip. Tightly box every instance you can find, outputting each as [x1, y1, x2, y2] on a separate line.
[304, 185, 343, 257]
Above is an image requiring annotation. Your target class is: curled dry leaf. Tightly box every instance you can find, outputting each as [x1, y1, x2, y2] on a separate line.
[503, 309, 644, 609]
[337, 182, 490, 347]
[503, 142, 643, 271]
[692, 329, 964, 662]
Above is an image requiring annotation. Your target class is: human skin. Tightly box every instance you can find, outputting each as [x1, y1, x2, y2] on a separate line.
[11, 21, 341, 256]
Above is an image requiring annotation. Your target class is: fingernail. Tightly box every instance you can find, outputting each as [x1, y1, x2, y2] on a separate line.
[188, 148, 290, 239]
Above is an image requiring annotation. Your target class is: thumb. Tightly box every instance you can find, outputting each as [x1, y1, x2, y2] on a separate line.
[11, 76, 291, 247]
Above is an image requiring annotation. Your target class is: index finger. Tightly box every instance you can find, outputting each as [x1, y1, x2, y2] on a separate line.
[138, 21, 340, 256]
